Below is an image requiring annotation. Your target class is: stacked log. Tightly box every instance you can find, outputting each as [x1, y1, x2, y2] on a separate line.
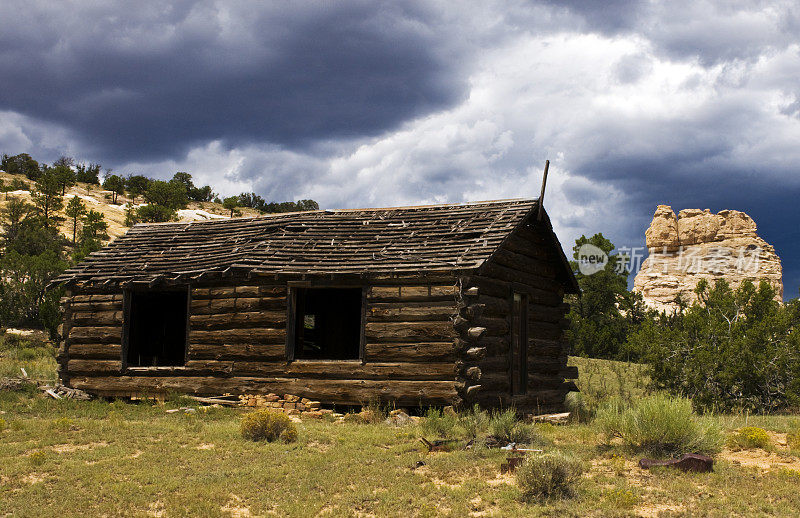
[64, 282, 461, 406]
[456, 221, 576, 412]
[63, 293, 125, 380]
[188, 285, 287, 361]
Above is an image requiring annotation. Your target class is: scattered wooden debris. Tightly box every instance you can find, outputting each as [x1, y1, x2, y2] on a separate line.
[186, 395, 240, 407]
[420, 437, 459, 452]
[40, 384, 93, 400]
[639, 453, 714, 473]
[501, 456, 526, 473]
[531, 412, 570, 425]
[0, 377, 27, 391]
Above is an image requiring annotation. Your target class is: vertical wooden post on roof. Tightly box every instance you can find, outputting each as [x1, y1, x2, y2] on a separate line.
[537, 159, 550, 221]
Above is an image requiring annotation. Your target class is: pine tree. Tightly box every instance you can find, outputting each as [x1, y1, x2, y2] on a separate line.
[64, 196, 87, 245]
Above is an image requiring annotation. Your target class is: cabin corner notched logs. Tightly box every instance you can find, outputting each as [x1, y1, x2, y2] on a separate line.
[53, 199, 579, 412]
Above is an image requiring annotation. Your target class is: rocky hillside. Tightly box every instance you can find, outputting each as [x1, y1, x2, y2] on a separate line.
[633, 205, 783, 312]
[0, 171, 262, 243]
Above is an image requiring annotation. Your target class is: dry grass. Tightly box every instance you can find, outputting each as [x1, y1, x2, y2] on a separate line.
[3, 349, 800, 516]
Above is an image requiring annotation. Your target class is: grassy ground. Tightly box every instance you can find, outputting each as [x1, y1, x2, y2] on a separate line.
[3, 339, 800, 516]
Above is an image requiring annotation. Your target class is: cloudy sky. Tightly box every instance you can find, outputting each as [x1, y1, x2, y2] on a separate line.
[1, 1, 799, 295]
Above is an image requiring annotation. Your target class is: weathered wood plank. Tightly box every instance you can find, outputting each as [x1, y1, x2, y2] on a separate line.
[188, 328, 286, 345]
[68, 376, 458, 405]
[231, 360, 455, 380]
[67, 359, 121, 374]
[68, 343, 122, 359]
[189, 311, 287, 329]
[367, 304, 457, 322]
[70, 301, 123, 312]
[365, 321, 456, 342]
[69, 326, 122, 344]
[71, 294, 123, 304]
[191, 285, 287, 300]
[188, 343, 286, 361]
[190, 297, 286, 315]
[72, 311, 123, 326]
[367, 285, 458, 302]
[365, 342, 455, 362]
[479, 263, 561, 293]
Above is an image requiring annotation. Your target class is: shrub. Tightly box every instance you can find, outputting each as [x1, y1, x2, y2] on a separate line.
[788, 431, 800, 453]
[240, 410, 298, 443]
[51, 417, 75, 432]
[361, 398, 388, 424]
[489, 409, 540, 445]
[596, 393, 723, 457]
[421, 408, 459, 438]
[516, 450, 584, 501]
[458, 404, 489, 439]
[728, 427, 771, 450]
[29, 450, 46, 466]
[565, 391, 597, 423]
[628, 279, 800, 413]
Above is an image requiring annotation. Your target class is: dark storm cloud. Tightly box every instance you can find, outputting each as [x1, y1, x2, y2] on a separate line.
[539, 0, 800, 64]
[0, 1, 466, 161]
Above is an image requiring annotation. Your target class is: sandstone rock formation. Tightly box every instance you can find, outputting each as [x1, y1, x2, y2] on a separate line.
[633, 206, 783, 312]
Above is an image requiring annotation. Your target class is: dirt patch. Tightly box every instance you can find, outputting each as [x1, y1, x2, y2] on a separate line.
[720, 447, 800, 472]
[147, 501, 165, 517]
[52, 441, 109, 453]
[767, 430, 789, 448]
[411, 465, 462, 489]
[21, 473, 47, 485]
[306, 441, 331, 452]
[129, 450, 144, 459]
[635, 502, 685, 517]
[486, 472, 515, 486]
[195, 443, 215, 450]
[468, 495, 499, 517]
[589, 456, 654, 487]
[221, 495, 253, 518]
[316, 504, 340, 516]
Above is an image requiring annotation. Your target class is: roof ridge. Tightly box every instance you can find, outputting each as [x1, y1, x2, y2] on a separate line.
[132, 198, 537, 228]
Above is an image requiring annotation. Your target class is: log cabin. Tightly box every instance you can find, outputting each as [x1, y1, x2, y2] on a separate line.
[51, 199, 580, 412]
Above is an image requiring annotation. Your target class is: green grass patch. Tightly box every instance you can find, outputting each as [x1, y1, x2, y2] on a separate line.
[596, 393, 723, 457]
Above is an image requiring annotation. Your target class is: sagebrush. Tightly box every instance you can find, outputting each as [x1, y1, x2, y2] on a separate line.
[240, 410, 298, 443]
[516, 450, 584, 501]
[596, 393, 723, 457]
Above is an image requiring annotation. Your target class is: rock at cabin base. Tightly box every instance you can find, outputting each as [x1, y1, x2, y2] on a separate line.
[634, 205, 783, 313]
[638, 453, 714, 473]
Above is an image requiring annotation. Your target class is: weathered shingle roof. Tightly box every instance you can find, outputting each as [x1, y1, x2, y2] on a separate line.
[54, 199, 573, 288]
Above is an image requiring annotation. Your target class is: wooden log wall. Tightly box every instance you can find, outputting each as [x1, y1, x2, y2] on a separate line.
[455, 221, 577, 412]
[60, 293, 124, 387]
[61, 282, 461, 406]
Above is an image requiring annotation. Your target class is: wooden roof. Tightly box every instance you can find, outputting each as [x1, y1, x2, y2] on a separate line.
[54, 199, 576, 289]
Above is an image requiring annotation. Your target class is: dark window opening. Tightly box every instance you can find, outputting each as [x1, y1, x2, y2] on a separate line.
[511, 292, 528, 395]
[293, 288, 362, 360]
[126, 290, 188, 367]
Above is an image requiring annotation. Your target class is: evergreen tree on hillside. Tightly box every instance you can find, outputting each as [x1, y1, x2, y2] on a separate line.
[125, 175, 151, 203]
[75, 162, 101, 184]
[52, 156, 77, 195]
[136, 180, 188, 222]
[65, 196, 87, 245]
[32, 168, 64, 226]
[1, 153, 41, 180]
[102, 173, 126, 204]
[0, 194, 66, 335]
[223, 196, 241, 217]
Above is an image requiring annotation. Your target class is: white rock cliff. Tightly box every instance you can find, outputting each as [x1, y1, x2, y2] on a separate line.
[633, 205, 783, 312]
